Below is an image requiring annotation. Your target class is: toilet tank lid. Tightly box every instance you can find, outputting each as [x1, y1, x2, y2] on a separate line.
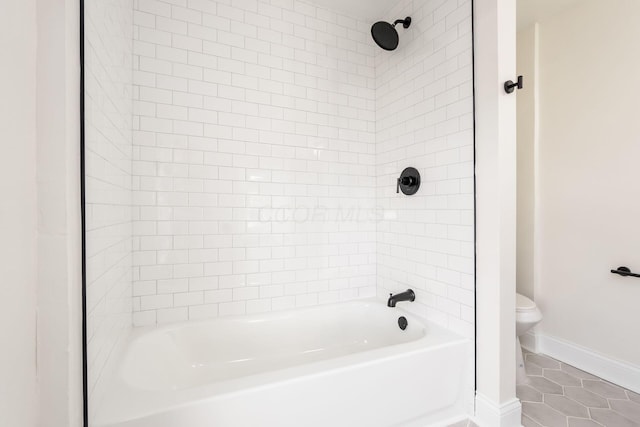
[516, 293, 536, 311]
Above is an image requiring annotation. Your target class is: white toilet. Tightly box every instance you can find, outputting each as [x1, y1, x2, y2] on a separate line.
[516, 293, 543, 383]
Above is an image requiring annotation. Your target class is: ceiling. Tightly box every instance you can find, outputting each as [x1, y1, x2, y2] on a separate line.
[305, 0, 395, 22]
[517, 0, 584, 29]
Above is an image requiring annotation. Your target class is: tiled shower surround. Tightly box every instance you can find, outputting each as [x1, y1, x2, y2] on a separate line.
[376, 0, 474, 336]
[131, 0, 378, 325]
[85, 0, 134, 411]
[127, 0, 474, 338]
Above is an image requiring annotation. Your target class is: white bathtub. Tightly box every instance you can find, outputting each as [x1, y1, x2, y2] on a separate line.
[94, 300, 472, 427]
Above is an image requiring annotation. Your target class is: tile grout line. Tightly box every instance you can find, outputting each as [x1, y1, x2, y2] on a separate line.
[519, 352, 640, 426]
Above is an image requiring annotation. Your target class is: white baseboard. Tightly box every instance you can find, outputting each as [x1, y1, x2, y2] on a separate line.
[474, 393, 522, 427]
[538, 334, 640, 394]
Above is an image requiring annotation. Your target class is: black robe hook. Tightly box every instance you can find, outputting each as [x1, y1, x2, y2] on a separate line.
[504, 76, 523, 94]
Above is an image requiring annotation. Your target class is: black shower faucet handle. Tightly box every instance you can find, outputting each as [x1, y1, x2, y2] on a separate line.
[396, 167, 421, 195]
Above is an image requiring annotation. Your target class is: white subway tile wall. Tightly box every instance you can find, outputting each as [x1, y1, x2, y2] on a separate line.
[84, 0, 134, 413]
[376, 0, 474, 338]
[131, 0, 378, 325]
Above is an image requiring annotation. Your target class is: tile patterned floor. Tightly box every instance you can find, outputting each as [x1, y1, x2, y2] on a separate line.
[518, 352, 640, 426]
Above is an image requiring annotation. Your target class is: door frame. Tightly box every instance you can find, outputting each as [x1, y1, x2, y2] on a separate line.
[473, 0, 520, 425]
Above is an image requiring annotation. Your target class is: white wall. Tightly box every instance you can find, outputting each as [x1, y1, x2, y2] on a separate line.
[0, 0, 84, 425]
[130, 0, 377, 325]
[84, 0, 134, 415]
[375, 0, 475, 339]
[0, 2, 38, 426]
[474, 0, 520, 424]
[533, 0, 640, 367]
[127, 0, 477, 336]
[36, 0, 84, 424]
[515, 23, 537, 300]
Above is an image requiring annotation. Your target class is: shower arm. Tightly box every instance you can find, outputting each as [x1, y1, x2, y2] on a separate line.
[393, 18, 412, 29]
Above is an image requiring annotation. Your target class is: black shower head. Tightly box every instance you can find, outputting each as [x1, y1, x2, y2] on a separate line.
[371, 17, 411, 51]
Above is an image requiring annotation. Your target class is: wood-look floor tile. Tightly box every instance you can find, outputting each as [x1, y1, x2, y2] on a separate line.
[520, 353, 639, 427]
[590, 408, 638, 427]
[526, 354, 562, 369]
[518, 384, 543, 402]
[522, 402, 568, 427]
[564, 386, 609, 409]
[544, 394, 589, 418]
[567, 417, 604, 427]
[561, 363, 599, 381]
[628, 390, 640, 405]
[525, 360, 543, 376]
[543, 369, 582, 387]
[529, 376, 564, 395]
[522, 414, 543, 427]
[609, 399, 640, 424]
[583, 380, 628, 400]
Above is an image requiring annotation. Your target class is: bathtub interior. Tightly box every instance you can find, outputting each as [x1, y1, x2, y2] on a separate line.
[122, 301, 427, 391]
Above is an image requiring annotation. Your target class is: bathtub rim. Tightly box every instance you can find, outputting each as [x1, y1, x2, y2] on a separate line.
[125, 297, 429, 342]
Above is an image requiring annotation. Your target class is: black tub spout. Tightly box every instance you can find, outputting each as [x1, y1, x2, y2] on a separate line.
[387, 289, 415, 307]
